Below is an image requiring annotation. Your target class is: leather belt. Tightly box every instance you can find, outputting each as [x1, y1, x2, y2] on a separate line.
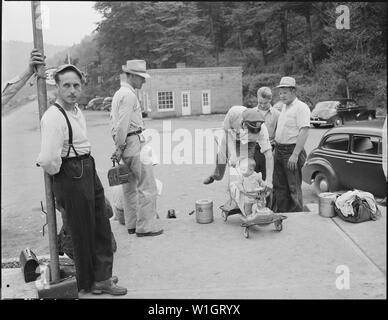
[127, 129, 142, 137]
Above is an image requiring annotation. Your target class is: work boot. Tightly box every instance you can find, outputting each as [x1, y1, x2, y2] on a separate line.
[111, 276, 118, 284]
[203, 176, 215, 185]
[136, 229, 164, 237]
[91, 278, 127, 296]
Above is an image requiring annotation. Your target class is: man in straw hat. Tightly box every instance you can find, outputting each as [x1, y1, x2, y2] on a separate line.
[37, 64, 127, 295]
[110, 60, 163, 237]
[203, 105, 274, 194]
[272, 76, 311, 212]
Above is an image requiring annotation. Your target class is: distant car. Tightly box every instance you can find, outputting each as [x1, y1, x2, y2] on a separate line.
[86, 97, 104, 110]
[302, 120, 386, 197]
[101, 97, 113, 111]
[77, 95, 93, 109]
[310, 98, 376, 128]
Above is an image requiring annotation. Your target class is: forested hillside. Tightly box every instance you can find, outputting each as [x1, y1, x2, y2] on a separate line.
[43, 2, 388, 115]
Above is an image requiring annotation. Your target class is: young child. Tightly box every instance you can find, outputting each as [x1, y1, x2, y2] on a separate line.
[235, 158, 265, 216]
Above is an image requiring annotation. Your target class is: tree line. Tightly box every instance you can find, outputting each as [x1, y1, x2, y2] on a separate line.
[49, 2, 386, 113]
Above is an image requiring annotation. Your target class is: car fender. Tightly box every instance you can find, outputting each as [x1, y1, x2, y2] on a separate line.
[302, 157, 340, 189]
[328, 114, 343, 123]
[356, 109, 376, 120]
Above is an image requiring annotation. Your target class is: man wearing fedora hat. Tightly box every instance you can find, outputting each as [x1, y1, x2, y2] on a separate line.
[272, 76, 311, 212]
[110, 60, 163, 237]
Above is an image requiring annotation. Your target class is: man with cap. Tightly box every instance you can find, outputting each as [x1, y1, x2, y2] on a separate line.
[36, 64, 127, 295]
[110, 60, 163, 237]
[203, 105, 274, 192]
[272, 76, 311, 212]
[252, 87, 280, 179]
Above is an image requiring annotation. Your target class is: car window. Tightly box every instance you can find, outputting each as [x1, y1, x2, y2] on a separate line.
[321, 134, 349, 152]
[352, 135, 381, 155]
[314, 101, 338, 111]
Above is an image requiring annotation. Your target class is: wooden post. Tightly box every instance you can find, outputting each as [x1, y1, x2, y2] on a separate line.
[31, 1, 60, 282]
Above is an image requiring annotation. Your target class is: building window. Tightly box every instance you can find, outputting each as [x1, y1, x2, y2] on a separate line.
[202, 91, 209, 106]
[182, 92, 189, 108]
[157, 91, 174, 111]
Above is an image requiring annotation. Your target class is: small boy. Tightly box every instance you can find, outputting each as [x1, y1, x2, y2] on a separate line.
[235, 158, 265, 215]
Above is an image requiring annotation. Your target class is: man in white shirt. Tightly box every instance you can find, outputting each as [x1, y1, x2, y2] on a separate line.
[36, 64, 127, 296]
[272, 76, 311, 212]
[110, 60, 163, 237]
[203, 106, 274, 192]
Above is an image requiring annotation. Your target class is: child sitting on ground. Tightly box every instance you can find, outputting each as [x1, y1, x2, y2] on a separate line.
[235, 158, 265, 216]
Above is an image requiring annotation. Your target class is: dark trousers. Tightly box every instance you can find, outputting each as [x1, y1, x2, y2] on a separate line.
[53, 156, 113, 291]
[253, 144, 267, 180]
[272, 144, 306, 213]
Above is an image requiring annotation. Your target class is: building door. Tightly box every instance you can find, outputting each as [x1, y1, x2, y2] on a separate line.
[181, 91, 191, 116]
[201, 90, 211, 114]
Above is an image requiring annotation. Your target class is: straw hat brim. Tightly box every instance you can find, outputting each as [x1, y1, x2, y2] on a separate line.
[122, 67, 151, 79]
[276, 84, 295, 88]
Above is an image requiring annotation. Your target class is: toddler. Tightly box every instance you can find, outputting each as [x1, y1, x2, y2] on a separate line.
[235, 158, 265, 215]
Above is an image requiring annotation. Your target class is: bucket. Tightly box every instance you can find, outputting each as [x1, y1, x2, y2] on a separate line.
[318, 192, 337, 218]
[195, 199, 214, 224]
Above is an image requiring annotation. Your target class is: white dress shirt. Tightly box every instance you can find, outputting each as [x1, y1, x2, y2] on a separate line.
[36, 101, 91, 175]
[275, 98, 310, 144]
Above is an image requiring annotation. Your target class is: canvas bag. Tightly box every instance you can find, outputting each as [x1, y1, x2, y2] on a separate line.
[334, 195, 381, 223]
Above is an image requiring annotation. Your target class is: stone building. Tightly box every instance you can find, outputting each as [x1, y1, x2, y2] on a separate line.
[138, 65, 243, 118]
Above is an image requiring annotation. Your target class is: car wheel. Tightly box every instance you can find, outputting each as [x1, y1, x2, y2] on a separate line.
[313, 172, 330, 195]
[313, 124, 320, 128]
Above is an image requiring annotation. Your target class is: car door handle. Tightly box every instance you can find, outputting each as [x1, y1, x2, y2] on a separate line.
[346, 160, 354, 164]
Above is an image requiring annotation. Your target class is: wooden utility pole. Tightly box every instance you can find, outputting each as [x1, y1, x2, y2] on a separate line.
[31, 1, 60, 282]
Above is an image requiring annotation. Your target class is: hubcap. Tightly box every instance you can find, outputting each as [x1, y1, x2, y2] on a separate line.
[319, 179, 329, 192]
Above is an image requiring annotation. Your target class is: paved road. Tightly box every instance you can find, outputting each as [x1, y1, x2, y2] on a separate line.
[1, 101, 326, 259]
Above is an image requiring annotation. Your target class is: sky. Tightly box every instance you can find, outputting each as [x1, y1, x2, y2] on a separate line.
[2, 0, 102, 46]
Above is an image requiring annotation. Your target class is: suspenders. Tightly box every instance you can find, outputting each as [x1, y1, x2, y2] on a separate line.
[54, 103, 79, 158]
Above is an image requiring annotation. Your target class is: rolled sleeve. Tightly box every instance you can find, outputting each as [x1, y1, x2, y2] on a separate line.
[1, 69, 33, 106]
[296, 103, 311, 129]
[36, 115, 64, 175]
[257, 124, 271, 153]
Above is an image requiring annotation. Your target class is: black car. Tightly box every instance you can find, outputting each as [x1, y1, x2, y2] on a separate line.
[310, 98, 376, 128]
[302, 120, 386, 198]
